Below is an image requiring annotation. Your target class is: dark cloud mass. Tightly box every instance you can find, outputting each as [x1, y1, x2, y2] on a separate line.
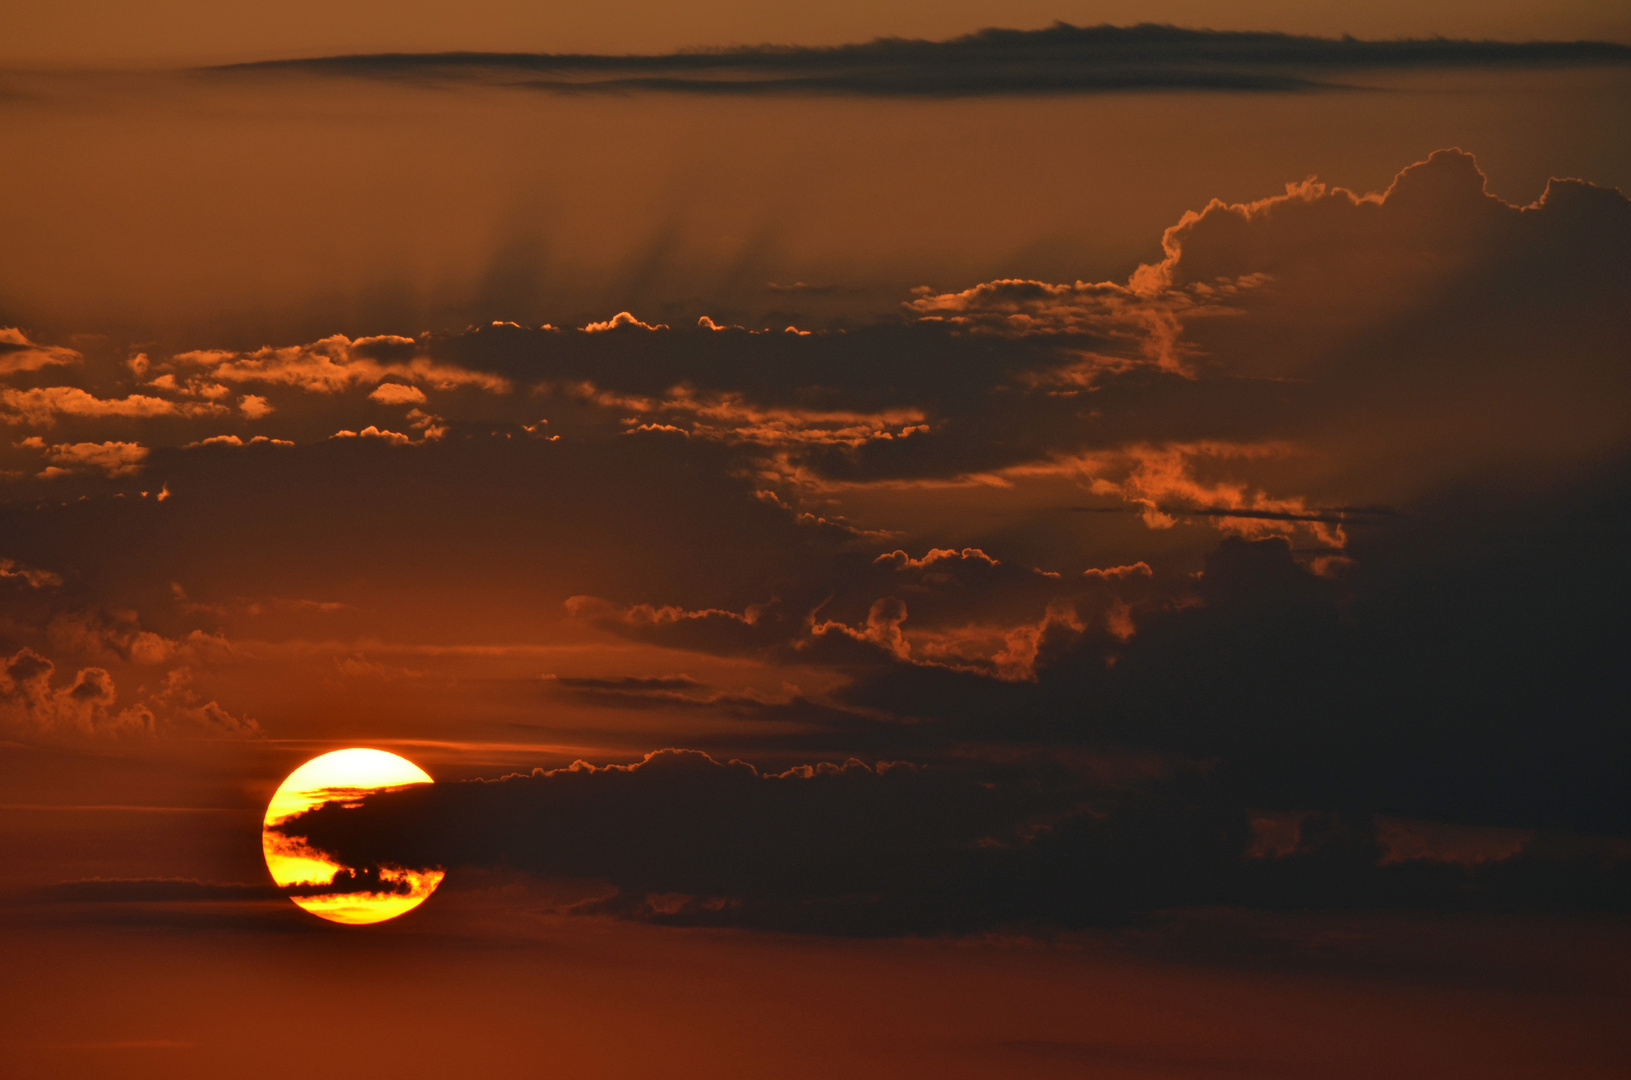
[3, 144, 1629, 936]
[274, 748, 1631, 935]
[218, 24, 1631, 97]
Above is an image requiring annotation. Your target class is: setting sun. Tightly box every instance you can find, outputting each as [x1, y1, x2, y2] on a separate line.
[262, 749, 443, 925]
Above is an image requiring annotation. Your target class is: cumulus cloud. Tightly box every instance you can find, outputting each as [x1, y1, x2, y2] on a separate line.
[368, 382, 428, 405]
[0, 648, 136, 738]
[0, 386, 225, 427]
[37, 441, 150, 478]
[183, 434, 295, 448]
[583, 311, 667, 333]
[173, 334, 511, 394]
[331, 425, 413, 445]
[0, 328, 81, 376]
[45, 609, 234, 668]
[0, 641, 256, 742]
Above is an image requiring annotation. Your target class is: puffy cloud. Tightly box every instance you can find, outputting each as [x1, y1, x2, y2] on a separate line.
[48, 610, 174, 666]
[0, 328, 81, 376]
[0, 641, 256, 742]
[0, 556, 62, 588]
[272, 746, 1630, 935]
[368, 382, 428, 405]
[0, 386, 225, 427]
[583, 311, 667, 333]
[905, 276, 1198, 372]
[331, 425, 413, 445]
[44, 609, 234, 668]
[37, 440, 149, 478]
[0, 648, 135, 737]
[873, 546, 1000, 572]
[183, 434, 295, 448]
[173, 334, 511, 394]
[566, 595, 803, 657]
[132, 667, 261, 738]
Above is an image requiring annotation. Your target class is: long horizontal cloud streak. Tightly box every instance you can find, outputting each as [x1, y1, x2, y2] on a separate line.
[275, 749, 1631, 934]
[213, 24, 1631, 97]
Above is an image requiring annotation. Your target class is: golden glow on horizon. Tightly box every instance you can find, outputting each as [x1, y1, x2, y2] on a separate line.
[262, 748, 443, 925]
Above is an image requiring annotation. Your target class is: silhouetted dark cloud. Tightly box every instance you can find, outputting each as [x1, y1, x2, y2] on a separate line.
[213, 24, 1631, 97]
[272, 746, 1631, 934]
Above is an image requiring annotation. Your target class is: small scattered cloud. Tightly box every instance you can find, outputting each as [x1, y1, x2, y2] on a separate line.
[1, 386, 226, 427]
[583, 312, 667, 333]
[368, 382, 428, 405]
[37, 441, 150, 478]
[0, 557, 62, 589]
[173, 334, 510, 394]
[331, 426, 413, 445]
[183, 434, 295, 448]
[0, 328, 82, 376]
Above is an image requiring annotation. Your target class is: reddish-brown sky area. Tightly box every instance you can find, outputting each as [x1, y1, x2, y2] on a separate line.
[2, 12, 1629, 1078]
[5, 0, 1630, 64]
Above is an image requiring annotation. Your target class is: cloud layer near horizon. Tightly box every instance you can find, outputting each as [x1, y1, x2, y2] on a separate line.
[216, 24, 1631, 97]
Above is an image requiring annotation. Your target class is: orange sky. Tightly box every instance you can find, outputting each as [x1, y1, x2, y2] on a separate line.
[2, 11, 1629, 1077]
[5, 0, 1630, 64]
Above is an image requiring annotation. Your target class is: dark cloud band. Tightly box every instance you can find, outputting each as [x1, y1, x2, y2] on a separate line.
[209, 24, 1631, 97]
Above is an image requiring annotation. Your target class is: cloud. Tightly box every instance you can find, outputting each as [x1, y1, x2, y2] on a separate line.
[37, 441, 149, 478]
[368, 382, 428, 405]
[566, 595, 805, 657]
[0, 646, 258, 742]
[0, 648, 137, 738]
[0, 328, 81, 376]
[272, 746, 1631, 934]
[183, 434, 295, 448]
[583, 312, 667, 333]
[544, 379, 930, 449]
[215, 25, 1631, 98]
[1010, 441, 1346, 547]
[0, 556, 62, 588]
[0, 387, 225, 427]
[331, 426, 413, 445]
[173, 334, 511, 394]
[0, 149, 1624, 926]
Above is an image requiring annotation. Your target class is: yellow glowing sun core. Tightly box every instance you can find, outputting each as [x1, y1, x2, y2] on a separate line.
[262, 748, 443, 925]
